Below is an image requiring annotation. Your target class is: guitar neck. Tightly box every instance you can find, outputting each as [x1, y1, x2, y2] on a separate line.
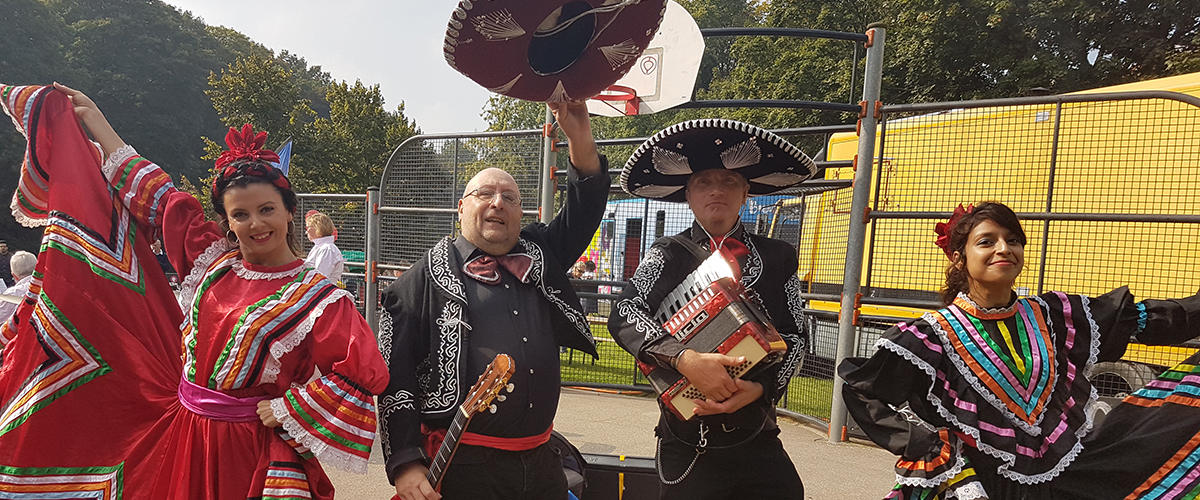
[426, 407, 471, 489]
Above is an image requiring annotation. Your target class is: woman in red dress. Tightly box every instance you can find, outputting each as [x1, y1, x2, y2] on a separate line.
[56, 83, 388, 500]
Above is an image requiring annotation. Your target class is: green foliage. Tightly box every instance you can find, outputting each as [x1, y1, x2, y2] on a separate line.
[304, 80, 421, 192]
[205, 57, 421, 194]
[482, 95, 546, 131]
[0, 0, 420, 252]
[206, 54, 315, 141]
[56, 0, 232, 181]
[708, 0, 1200, 121]
[0, 0, 80, 251]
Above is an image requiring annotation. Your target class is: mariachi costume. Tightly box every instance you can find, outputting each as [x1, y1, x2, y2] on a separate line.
[839, 207, 1200, 500]
[0, 85, 388, 500]
[608, 119, 815, 499]
[377, 162, 609, 495]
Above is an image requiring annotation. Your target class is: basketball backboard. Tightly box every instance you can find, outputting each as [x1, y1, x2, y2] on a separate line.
[586, 0, 704, 117]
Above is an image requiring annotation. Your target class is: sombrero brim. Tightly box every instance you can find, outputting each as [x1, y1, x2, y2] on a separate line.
[445, 0, 667, 102]
[620, 119, 818, 202]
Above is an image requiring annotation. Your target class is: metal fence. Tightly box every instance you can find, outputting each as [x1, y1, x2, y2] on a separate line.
[297, 89, 1200, 435]
[293, 194, 370, 314]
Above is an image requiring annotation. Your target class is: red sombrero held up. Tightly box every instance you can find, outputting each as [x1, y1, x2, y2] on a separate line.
[444, 0, 667, 102]
[620, 119, 819, 202]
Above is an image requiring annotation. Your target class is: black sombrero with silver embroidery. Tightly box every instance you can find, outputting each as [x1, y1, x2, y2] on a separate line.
[444, 0, 667, 102]
[620, 119, 818, 202]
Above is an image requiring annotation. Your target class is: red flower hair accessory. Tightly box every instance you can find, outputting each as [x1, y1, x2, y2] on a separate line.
[215, 124, 280, 170]
[934, 203, 975, 259]
[211, 124, 290, 194]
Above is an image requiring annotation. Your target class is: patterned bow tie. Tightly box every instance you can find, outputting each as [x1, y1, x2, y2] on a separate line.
[463, 253, 534, 285]
[713, 237, 750, 259]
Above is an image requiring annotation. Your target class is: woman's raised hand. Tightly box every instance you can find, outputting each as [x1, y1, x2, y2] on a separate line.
[53, 83, 100, 121]
[52, 82, 125, 157]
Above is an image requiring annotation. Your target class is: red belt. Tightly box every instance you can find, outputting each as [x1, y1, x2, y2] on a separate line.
[421, 423, 553, 459]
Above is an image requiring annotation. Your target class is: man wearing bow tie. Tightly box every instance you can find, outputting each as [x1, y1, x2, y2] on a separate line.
[379, 101, 608, 500]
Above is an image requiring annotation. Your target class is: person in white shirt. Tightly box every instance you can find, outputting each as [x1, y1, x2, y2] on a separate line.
[303, 211, 344, 285]
[0, 251, 37, 321]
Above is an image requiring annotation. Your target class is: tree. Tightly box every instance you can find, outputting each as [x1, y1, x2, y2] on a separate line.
[205, 56, 420, 194]
[278, 51, 334, 119]
[51, 0, 235, 182]
[303, 81, 420, 192]
[482, 95, 546, 131]
[206, 54, 314, 141]
[705, 0, 1200, 117]
[0, 0, 79, 252]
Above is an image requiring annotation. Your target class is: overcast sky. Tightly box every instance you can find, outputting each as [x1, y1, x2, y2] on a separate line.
[164, 0, 492, 133]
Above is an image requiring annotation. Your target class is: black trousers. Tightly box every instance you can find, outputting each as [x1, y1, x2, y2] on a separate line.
[657, 428, 804, 500]
[439, 442, 567, 500]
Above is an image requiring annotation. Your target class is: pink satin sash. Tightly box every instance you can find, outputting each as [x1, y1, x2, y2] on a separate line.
[177, 377, 269, 422]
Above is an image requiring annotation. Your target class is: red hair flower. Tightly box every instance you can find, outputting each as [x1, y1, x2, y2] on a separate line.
[934, 203, 975, 259]
[210, 124, 290, 195]
[214, 123, 280, 170]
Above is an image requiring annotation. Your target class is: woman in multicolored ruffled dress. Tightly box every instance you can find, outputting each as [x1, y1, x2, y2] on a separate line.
[55, 83, 389, 500]
[839, 202, 1200, 500]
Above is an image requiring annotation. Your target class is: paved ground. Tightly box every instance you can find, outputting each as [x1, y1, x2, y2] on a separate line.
[328, 388, 899, 499]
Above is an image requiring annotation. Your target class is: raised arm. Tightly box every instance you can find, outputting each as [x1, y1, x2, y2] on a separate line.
[1082, 286, 1200, 362]
[548, 101, 600, 176]
[539, 102, 610, 265]
[54, 83, 225, 278]
[54, 83, 123, 157]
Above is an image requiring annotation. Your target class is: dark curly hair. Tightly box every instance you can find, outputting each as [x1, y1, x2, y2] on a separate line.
[211, 159, 301, 257]
[940, 202, 1027, 305]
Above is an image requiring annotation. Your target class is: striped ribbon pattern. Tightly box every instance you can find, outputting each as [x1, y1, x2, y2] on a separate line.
[1124, 431, 1200, 500]
[260, 461, 312, 500]
[896, 429, 957, 479]
[1122, 363, 1200, 500]
[0, 464, 123, 499]
[0, 293, 110, 438]
[1126, 364, 1200, 409]
[41, 209, 144, 293]
[935, 297, 1056, 425]
[110, 154, 174, 228]
[278, 372, 377, 471]
[1, 85, 53, 225]
[209, 268, 340, 390]
[179, 249, 238, 384]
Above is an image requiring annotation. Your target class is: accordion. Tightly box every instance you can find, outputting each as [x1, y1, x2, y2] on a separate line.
[638, 249, 788, 421]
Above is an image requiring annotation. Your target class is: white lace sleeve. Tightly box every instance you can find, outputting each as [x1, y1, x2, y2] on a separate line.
[100, 145, 138, 182]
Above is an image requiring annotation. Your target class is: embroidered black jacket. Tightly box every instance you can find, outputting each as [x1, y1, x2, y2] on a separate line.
[377, 162, 609, 481]
[609, 221, 808, 448]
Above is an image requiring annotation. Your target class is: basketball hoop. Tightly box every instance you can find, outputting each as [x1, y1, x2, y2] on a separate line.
[592, 85, 641, 116]
[584, 1, 703, 117]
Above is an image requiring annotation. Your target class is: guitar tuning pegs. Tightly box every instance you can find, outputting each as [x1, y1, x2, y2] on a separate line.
[489, 404, 498, 414]
[496, 395, 506, 402]
[506, 383, 515, 392]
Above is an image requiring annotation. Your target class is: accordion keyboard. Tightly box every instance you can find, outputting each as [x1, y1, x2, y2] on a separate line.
[653, 250, 738, 324]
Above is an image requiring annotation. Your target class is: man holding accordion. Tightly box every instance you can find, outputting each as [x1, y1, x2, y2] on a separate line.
[609, 119, 814, 500]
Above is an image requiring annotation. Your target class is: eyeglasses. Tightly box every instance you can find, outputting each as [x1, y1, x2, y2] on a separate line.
[466, 188, 522, 207]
